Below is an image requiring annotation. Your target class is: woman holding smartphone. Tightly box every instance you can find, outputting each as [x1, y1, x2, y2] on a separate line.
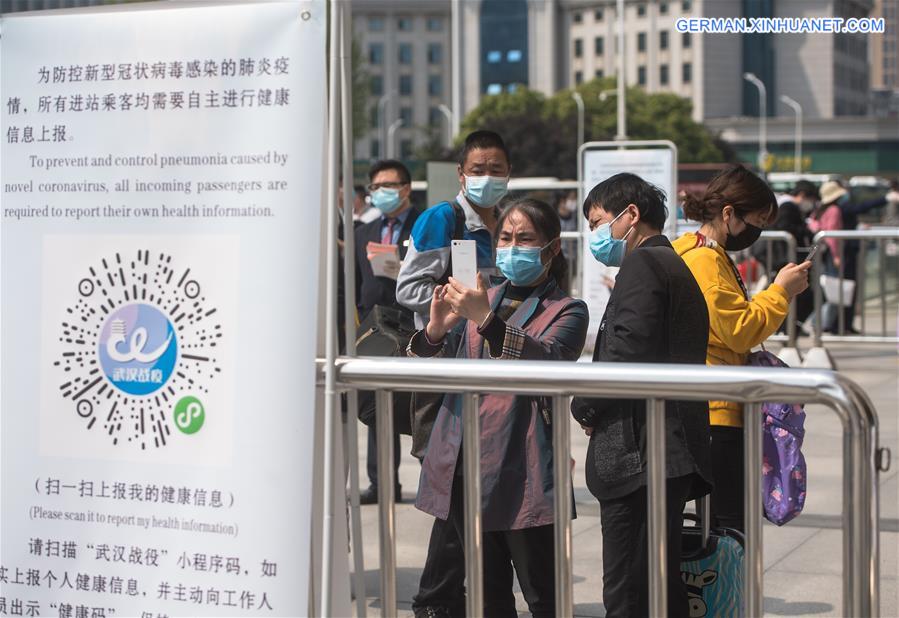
[673, 165, 810, 533]
[409, 198, 588, 618]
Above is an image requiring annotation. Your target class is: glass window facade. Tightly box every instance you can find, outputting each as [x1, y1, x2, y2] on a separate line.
[399, 74, 413, 96]
[479, 0, 529, 95]
[428, 75, 443, 96]
[428, 43, 443, 65]
[398, 43, 413, 65]
[369, 43, 384, 65]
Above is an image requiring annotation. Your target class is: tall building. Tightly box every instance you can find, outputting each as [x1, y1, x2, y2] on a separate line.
[351, 0, 560, 161]
[563, 0, 701, 114]
[1, 0, 139, 10]
[559, 0, 877, 121]
[351, 0, 452, 162]
[871, 0, 898, 90]
[870, 0, 899, 116]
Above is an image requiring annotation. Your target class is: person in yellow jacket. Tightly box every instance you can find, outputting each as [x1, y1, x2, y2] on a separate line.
[672, 164, 811, 532]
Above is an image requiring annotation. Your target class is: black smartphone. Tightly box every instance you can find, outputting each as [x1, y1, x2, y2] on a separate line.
[804, 244, 820, 262]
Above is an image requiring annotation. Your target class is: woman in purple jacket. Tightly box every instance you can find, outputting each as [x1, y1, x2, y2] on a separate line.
[408, 198, 589, 618]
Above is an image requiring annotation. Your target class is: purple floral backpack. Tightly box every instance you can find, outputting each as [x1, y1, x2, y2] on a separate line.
[747, 350, 808, 526]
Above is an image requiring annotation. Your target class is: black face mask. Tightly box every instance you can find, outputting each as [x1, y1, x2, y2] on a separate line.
[725, 216, 762, 251]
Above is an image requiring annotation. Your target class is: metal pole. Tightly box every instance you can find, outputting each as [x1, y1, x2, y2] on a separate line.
[552, 395, 573, 618]
[879, 239, 887, 336]
[462, 392, 483, 618]
[338, 3, 367, 615]
[648, 0, 657, 92]
[743, 73, 767, 170]
[743, 403, 764, 618]
[780, 95, 803, 174]
[813, 246, 824, 347]
[376, 390, 397, 617]
[387, 119, 403, 159]
[451, 0, 462, 138]
[838, 239, 846, 334]
[438, 103, 454, 148]
[377, 92, 392, 159]
[646, 398, 667, 618]
[616, 0, 627, 141]
[572, 91, 585, 150]
[859, 240, 867, 336]
[320, 1, 341, 614]
[785, 235, 798, 347]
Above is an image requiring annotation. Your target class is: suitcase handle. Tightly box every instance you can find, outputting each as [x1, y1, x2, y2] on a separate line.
[683, 497, 711, 551]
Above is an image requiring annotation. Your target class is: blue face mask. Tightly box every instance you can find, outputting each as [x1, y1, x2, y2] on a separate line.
[495, 243, 552, 286]
[465, 174, 508, 207]
[371, 187, 403, 214]
[589, 209, 633, 267]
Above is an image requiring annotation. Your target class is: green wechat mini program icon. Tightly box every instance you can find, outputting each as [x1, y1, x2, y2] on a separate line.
[174, 396, 205, 435]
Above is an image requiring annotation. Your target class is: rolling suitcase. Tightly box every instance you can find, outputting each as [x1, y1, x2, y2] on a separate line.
[680, 498, 745, 618]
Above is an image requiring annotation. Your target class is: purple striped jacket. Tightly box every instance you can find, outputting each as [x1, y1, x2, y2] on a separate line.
[412, 279, 588, 531]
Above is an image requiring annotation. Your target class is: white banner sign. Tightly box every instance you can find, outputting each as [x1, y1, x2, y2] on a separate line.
[1, 1, 325, 616]
[580, 145, 676, 342]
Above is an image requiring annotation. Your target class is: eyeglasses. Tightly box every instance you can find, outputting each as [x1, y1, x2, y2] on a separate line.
[367, 182, 408, 192]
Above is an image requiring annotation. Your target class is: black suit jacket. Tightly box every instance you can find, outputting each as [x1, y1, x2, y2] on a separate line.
[571, 235, 713, 502]
[354, 208, 421, 320]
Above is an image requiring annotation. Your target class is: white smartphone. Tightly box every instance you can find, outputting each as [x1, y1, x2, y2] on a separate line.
[450, 239, 478, 289]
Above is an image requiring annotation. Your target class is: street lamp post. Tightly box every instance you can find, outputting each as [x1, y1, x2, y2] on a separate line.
[437, 104, 454, 148]
[387, 119, 403, 159]
[571, 91, 585, 149]
[616, 0, 627, 141]
[780, 95, 803, 174]
[377, 92, 394, 159]
[743, 72, 768, 171]
[451, 0, 462, 138]
[599, 89, 626, 141]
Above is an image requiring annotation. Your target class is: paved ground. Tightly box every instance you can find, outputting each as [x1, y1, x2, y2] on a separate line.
[348, 335, 898, 617]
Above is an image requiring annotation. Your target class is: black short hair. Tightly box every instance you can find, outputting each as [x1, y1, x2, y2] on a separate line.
[790, 179, 819, 200]
[582, 172, 668, 230]
[368, 159, 411, 184]
[459, 130, 509, 167]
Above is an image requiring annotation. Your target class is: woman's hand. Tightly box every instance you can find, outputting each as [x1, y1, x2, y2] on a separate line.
[426, 285, 463, 342]
[444, 273, 491, 325]
[773, 261, 812, 298]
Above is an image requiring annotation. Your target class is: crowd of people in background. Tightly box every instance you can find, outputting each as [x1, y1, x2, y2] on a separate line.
[340, 129, 897, 618]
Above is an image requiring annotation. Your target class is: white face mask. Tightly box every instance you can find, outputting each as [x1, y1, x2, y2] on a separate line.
[464, 174, 509, 207]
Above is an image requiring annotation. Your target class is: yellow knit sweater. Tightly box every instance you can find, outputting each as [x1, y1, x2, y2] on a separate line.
[672, 233, 790, 427]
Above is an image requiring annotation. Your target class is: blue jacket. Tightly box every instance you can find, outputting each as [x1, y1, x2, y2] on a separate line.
[396, 193, 497, 326]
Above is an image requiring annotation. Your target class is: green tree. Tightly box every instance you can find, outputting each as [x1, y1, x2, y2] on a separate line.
[450, 79, 726, 178]
[457, 87, 566, 177]
[350, 38, 370, 141]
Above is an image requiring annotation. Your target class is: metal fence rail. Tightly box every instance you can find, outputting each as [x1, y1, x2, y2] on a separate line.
[336, 356, 885, 618]
[810, 229, 899, 346]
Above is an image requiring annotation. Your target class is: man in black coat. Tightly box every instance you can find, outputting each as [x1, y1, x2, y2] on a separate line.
[354, 159, 421, 504]
[571, 173, 713, 618]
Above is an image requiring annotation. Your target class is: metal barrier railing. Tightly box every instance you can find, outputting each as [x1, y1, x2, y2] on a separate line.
[336, 356, 885, 617]
[810, 229, 899, 346]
